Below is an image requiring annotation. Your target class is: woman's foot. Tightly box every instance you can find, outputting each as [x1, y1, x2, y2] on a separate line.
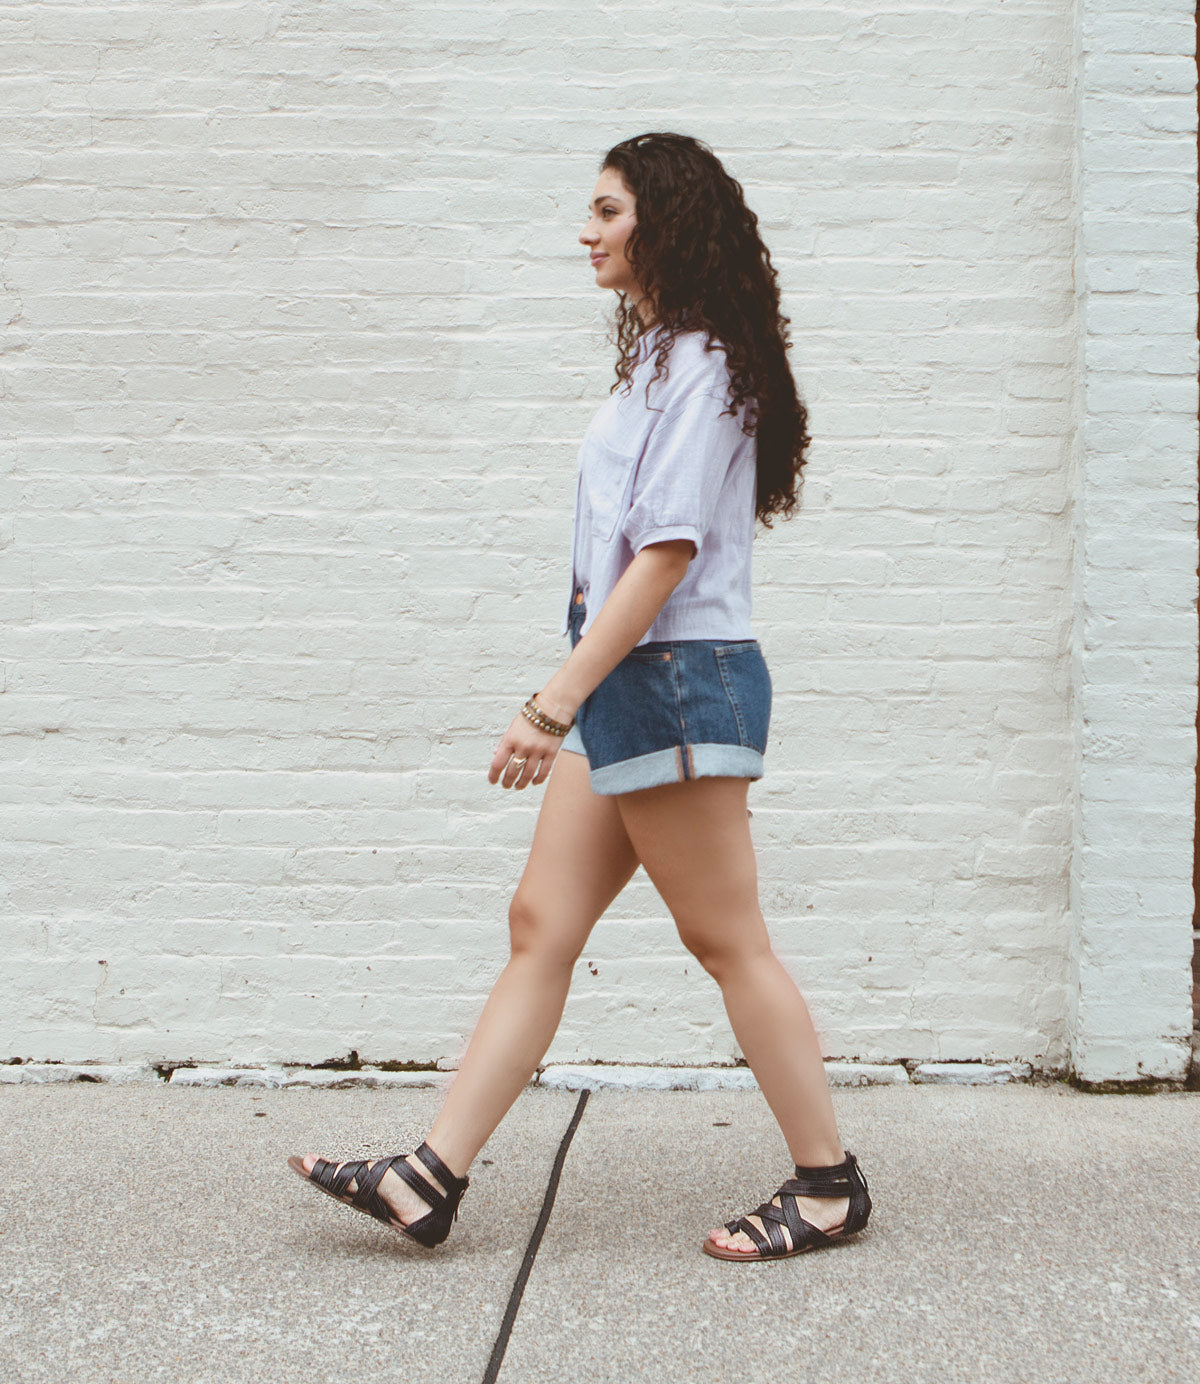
[706, 1191, 850, 1255]
[293, 1150, 448, 1231]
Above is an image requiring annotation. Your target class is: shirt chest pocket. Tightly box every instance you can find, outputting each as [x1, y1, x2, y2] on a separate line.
[582, 435, 641, 543]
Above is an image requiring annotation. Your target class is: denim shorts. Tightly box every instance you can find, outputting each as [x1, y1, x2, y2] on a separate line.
[560, 589, 771, 795]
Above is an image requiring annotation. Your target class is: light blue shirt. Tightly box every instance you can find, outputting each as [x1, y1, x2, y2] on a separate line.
[561, 327, 759, 643]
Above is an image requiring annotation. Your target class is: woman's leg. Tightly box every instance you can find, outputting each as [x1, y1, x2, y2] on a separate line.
[295, 748, 640, 1224]
[613, 775, 849, 1255]
[422, 749, 640, 1173]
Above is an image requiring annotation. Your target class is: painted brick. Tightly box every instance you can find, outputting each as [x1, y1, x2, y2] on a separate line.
[0, 1, 1192, 1088]
[1069, 0, 1196, 1083]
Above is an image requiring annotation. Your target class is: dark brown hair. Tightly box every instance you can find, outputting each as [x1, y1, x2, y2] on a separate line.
[601, 132, 810, 526]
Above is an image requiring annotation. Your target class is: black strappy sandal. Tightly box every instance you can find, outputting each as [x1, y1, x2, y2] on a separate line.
[702, 1148, 871, 1262]
[287, 1140, 469, 1249]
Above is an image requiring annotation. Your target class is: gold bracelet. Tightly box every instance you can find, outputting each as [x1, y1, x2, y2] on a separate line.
[521, 695, 574, 737]
[521, 697, 573, 736]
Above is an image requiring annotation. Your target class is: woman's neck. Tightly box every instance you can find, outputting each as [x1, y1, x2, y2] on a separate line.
[631, 291, 657, 327]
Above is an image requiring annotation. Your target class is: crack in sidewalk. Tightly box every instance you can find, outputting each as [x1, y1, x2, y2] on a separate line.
[481, 1089, 590, 1384]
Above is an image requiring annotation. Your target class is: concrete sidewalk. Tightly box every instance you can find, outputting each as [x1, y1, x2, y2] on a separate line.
[1, 1081, 1197, 1384]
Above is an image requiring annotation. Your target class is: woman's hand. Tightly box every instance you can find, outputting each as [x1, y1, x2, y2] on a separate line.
[488, 714, 567, 790]
[485, 543, 690, 792]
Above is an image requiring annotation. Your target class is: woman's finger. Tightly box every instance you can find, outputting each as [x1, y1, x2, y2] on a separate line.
[513, 751, 546, 790]
[488, 737, 516, 784]
[502, 745, 534, 789]
[488, 714, 563, 789]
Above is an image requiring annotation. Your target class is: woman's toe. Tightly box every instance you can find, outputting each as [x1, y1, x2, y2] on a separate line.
[288, 1152, 330, 1180]
[708, 1227, 752, 1252]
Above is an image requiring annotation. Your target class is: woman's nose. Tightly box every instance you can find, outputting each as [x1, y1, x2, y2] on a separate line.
[579, 223, 597, 245]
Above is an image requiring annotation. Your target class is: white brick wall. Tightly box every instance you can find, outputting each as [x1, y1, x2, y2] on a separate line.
[1069, 0, 1197, 1082]
[0, 2, 1192, 1076]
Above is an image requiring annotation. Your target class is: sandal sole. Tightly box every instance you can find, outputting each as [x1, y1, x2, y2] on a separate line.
[700, 1228, 852, 1262]
[287, 1154, 423, 1244]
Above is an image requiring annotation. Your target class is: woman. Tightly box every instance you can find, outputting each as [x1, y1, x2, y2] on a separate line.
[289, 132, 872, 1262]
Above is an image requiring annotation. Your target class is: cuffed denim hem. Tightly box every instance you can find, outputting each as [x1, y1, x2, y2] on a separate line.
[561, 721, 586, 755]
[587, 742, 763, 796]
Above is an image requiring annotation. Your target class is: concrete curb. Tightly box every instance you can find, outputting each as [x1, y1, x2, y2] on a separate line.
[0, 1063, 160, 1085]
[537, 1064, 761, 1092]
[910, 1061, 1033, 1084]
[537, 1062, 914, 1090]
[1, 1060, 1042, 1089]
[168, 1066, 452, 1089]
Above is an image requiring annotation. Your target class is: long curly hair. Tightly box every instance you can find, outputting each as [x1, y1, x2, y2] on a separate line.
[601, 132, 810, 526]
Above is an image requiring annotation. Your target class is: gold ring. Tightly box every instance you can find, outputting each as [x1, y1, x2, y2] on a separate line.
[509, 755, 528, 768]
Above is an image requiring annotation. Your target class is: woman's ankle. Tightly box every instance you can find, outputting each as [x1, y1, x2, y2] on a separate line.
[790, 1144, 845, 1170]
[421, 1132, 473, 1182]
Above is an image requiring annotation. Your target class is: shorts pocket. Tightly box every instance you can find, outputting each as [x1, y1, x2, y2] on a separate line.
[583, 436, 640, 542]
[714, 644, 772, 752]
[626, 642, 674, 665]
[586, 643, 683, 765]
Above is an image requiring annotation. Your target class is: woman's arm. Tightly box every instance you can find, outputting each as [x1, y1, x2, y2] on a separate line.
[539, 537, 694, 722]
[487, 537, 694, 789]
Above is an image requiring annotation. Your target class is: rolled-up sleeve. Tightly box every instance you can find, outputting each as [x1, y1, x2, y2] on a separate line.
[620, 389, 747, 559]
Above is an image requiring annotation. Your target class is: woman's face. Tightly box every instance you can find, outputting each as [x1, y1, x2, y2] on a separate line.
[580, 167, 641, 299]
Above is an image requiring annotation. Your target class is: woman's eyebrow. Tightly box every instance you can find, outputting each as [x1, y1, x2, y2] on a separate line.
[589, 195, 623, 210]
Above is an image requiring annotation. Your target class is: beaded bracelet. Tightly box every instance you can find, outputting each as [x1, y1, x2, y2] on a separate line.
[521, 695, 574, 737]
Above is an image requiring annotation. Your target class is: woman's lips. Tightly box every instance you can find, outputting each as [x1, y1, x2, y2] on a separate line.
[590, 254, 607, 266]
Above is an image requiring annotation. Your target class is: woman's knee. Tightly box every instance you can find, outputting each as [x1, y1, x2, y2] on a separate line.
[507, 888, 586, 968]
[677, 915, 772, 982]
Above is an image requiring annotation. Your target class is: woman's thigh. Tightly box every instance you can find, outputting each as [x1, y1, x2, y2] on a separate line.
[509, 747, 642, 962]
[612, 777, 770, 966]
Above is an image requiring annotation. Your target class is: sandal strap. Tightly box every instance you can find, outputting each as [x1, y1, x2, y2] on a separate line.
[352, 1154, 401, 1216]
[789, 1150, 871, 1235]
[391, 1155, 453, 1216]
[302, 1146, 472, 1248]
[391, 1143, 470, 1224]
[726, 1213, 775, 1255]
[310, 1156, 358, 1200]
[758, 1194, 836, 1255]
[413, 1140, 469, 1197]
[307, 1144, 469, 1212]
[788, 1150, 857, 1196]
[777, 1193, 836, 1252]
[721, 1152, 873, 1259]
[309, 1156, 405, 1229]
